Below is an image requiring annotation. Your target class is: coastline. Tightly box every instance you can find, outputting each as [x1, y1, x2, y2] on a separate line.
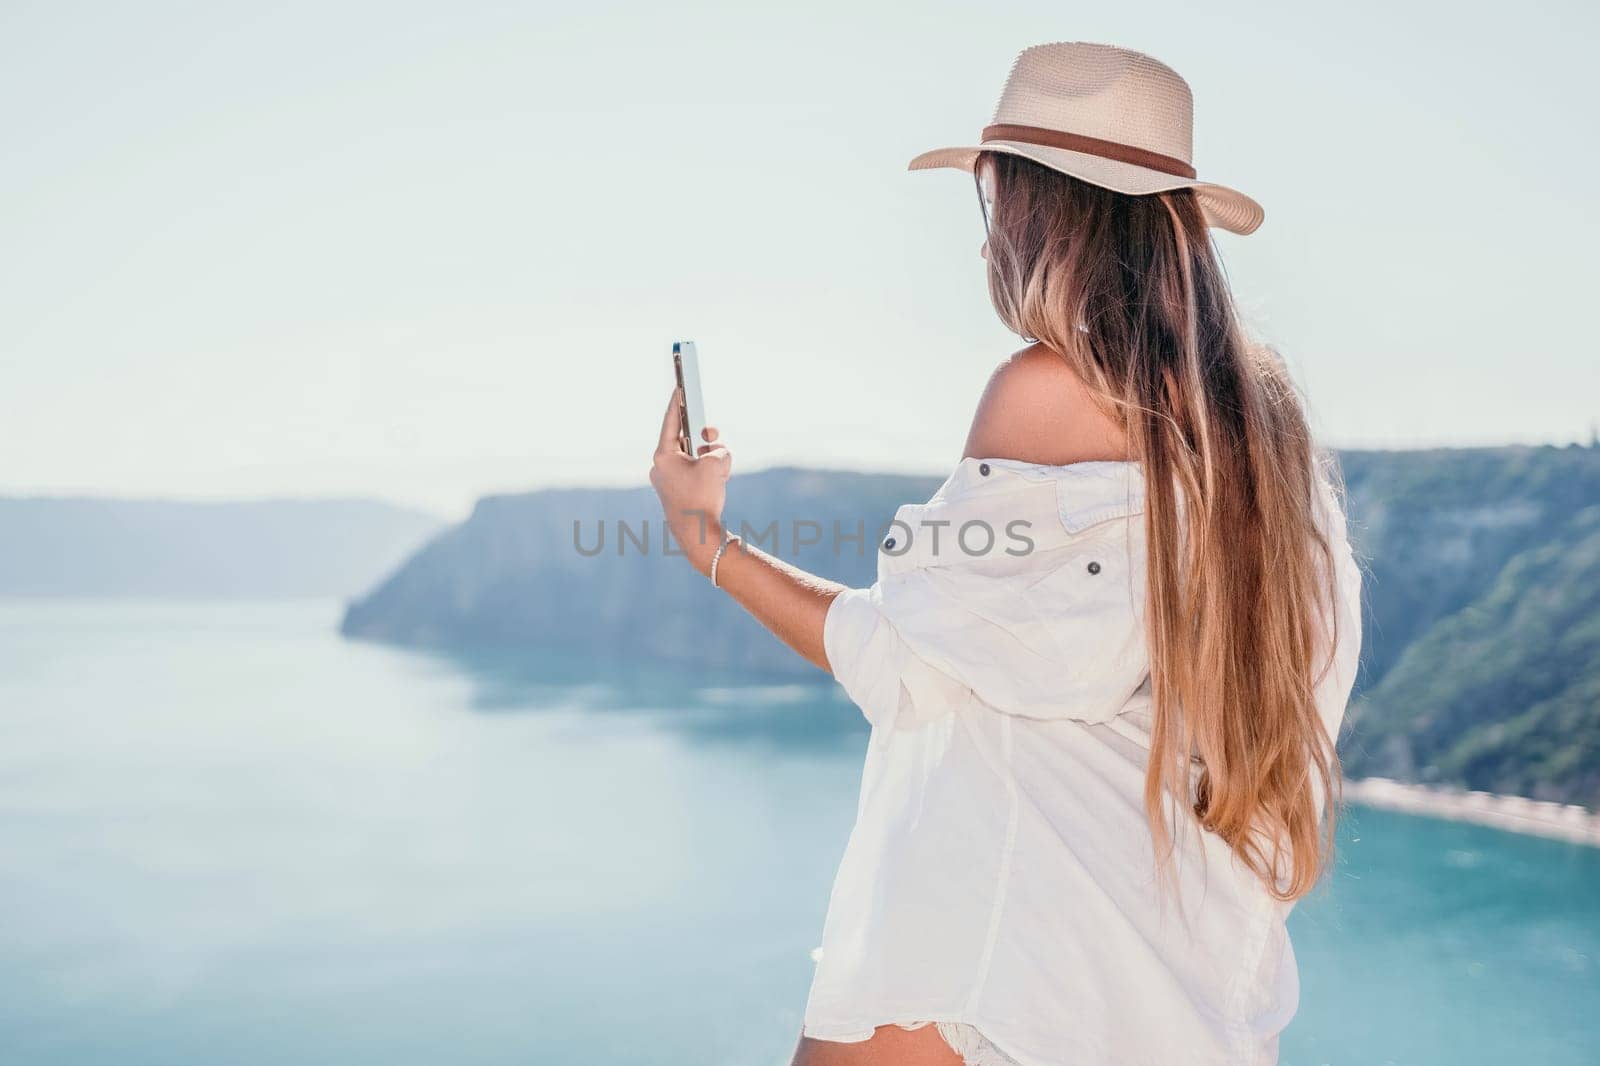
[1343, 776, 1600, 848]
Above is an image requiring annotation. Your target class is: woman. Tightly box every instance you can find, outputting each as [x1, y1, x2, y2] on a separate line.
[649, 42, 1364, 1066]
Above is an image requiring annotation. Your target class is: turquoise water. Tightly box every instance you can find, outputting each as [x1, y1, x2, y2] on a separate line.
[0, 601, 1594, 1065]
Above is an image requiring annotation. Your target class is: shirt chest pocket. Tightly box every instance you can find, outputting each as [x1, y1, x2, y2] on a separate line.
[1017, 519, 1152, 709]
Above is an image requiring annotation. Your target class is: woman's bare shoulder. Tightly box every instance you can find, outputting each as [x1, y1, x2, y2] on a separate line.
[961, 343, 1131, 465]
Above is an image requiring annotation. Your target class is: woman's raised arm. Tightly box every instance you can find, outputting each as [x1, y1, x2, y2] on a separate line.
[647, 385, 844, 673]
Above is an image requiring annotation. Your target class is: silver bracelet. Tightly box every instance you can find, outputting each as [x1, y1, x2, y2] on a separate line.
[709, 528, 742, 588]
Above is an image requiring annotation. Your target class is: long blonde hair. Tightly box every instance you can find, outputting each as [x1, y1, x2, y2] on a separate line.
[980, 151, 1347, 903]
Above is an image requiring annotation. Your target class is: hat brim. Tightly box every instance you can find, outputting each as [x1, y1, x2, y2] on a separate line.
[908, 141, 1264, 236]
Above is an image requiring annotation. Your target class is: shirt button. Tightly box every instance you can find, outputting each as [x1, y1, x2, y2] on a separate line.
[1087, 560, 1101, 574]
[978, 463, 991, 476]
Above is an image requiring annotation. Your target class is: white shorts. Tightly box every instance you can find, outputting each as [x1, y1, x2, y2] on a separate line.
[894, 1020, 1023, 1066]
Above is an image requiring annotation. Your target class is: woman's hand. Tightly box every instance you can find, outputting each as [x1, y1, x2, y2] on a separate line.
[649, 385, 732, 575]
[648, 384, 842, 673]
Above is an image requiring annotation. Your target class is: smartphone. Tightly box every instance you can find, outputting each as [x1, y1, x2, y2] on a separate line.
[672, 341, 708, 459]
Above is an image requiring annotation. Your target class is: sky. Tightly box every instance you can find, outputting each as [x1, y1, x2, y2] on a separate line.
[2, 0, 1596, 519]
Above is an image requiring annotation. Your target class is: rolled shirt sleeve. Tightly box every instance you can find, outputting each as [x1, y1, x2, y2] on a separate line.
[824, 585, 974, 731]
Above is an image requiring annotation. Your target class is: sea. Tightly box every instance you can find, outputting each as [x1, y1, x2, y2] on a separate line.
[0, 600, 1594, 1066]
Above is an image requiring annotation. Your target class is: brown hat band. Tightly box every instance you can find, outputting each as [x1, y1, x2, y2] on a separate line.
[980, 124, 1197, 180]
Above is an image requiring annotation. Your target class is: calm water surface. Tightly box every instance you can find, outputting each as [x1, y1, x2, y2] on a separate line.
[0, 601, 1594, 1065]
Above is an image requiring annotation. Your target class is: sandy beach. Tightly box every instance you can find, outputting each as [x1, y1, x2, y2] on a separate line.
[1343, 776, 1600, 847]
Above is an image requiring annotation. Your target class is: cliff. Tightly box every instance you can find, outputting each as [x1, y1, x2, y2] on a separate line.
[342, 444, 1600, 807]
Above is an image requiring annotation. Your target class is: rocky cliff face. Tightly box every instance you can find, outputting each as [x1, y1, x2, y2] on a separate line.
[342, 444, 1600, 807]
[340, 468, 937, 674]
[1334, 445, 1600, 805]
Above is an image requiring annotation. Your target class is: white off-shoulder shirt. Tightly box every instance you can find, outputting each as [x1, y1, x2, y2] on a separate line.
[801, 456, 1364, 1066]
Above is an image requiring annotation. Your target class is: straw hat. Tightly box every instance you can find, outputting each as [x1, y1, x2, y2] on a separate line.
[910, 42, 1264, 235]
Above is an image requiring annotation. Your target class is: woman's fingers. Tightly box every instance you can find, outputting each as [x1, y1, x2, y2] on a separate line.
[702, 425, 719, 443]
[657, 386, 684, 454]
[696, 439, 730, 457]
